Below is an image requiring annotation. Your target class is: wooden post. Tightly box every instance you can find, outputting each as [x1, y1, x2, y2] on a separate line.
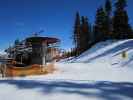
[3, 64, 6, 77]
[122, 51, 127, 59]
[0, 64, 7, 78]
[42, 41, 47, 66]
[0, 64, 2, 77]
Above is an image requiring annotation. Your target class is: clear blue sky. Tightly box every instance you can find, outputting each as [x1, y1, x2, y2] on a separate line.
[0, 0, 133, 51]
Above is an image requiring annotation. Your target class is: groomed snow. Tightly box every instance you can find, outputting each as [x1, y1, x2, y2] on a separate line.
[0, 62, 133, 100]
[1, 40, 133, 100]
[71, 39, 133, 64]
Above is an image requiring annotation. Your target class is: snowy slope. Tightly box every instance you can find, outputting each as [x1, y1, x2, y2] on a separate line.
[70, 39, 133, 67]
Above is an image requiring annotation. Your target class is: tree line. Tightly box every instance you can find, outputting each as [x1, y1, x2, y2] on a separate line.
[70, 0, 133, 57]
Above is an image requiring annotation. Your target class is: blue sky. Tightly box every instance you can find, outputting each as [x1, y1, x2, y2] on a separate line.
[0, 0, 133, 51]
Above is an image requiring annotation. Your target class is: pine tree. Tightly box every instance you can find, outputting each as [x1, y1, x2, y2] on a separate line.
[94, 7, 107, 42]
[80, 16, 92, 52]
[105, 0, 112, 16]
[73, 12, 81, 56]
[105, 0, 113, 39]
[113, 0, 132, 39]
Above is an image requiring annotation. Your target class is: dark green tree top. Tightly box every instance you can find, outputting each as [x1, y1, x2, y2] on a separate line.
[115, 0, 127, 10]
[105, 0, 112, 16]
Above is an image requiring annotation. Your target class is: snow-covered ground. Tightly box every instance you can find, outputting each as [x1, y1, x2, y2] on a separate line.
[1, 40, 133, 100]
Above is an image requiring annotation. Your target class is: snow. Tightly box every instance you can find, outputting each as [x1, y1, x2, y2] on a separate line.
[1, 39, 133, 100]
[1, 79, 133, 100]
[1, 62, 133, 100]
[0, 50, 6, 55]
[0, 50, 7, 59]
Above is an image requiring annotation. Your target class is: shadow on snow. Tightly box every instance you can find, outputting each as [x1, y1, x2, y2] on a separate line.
[0, 79, 133, 100]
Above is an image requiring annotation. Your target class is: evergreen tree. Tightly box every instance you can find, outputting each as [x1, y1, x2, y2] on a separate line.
[94, 7, 107, 42]
[113, 0, 132, 39]
[116, 0, 127, 9]
[73, 12, 81, 56]
[105, 0, 113, 39]
[80, 16, 92, 52]
[105, 0, 112, 16]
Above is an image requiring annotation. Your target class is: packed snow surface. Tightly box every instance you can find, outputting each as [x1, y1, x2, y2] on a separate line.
[1, 40, 133, 100]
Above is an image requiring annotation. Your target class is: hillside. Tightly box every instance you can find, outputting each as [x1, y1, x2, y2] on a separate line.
[68, 39, 133, 67]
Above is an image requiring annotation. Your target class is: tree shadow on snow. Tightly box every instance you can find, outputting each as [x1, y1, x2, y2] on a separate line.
[0, 79, 133, 100]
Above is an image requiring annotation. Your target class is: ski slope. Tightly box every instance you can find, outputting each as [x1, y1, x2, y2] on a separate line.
[70, 39, 133, 67]
[1, 40, 133, 100]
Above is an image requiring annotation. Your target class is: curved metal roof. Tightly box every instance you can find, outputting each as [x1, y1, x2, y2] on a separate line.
[26, 36, 60, 44]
